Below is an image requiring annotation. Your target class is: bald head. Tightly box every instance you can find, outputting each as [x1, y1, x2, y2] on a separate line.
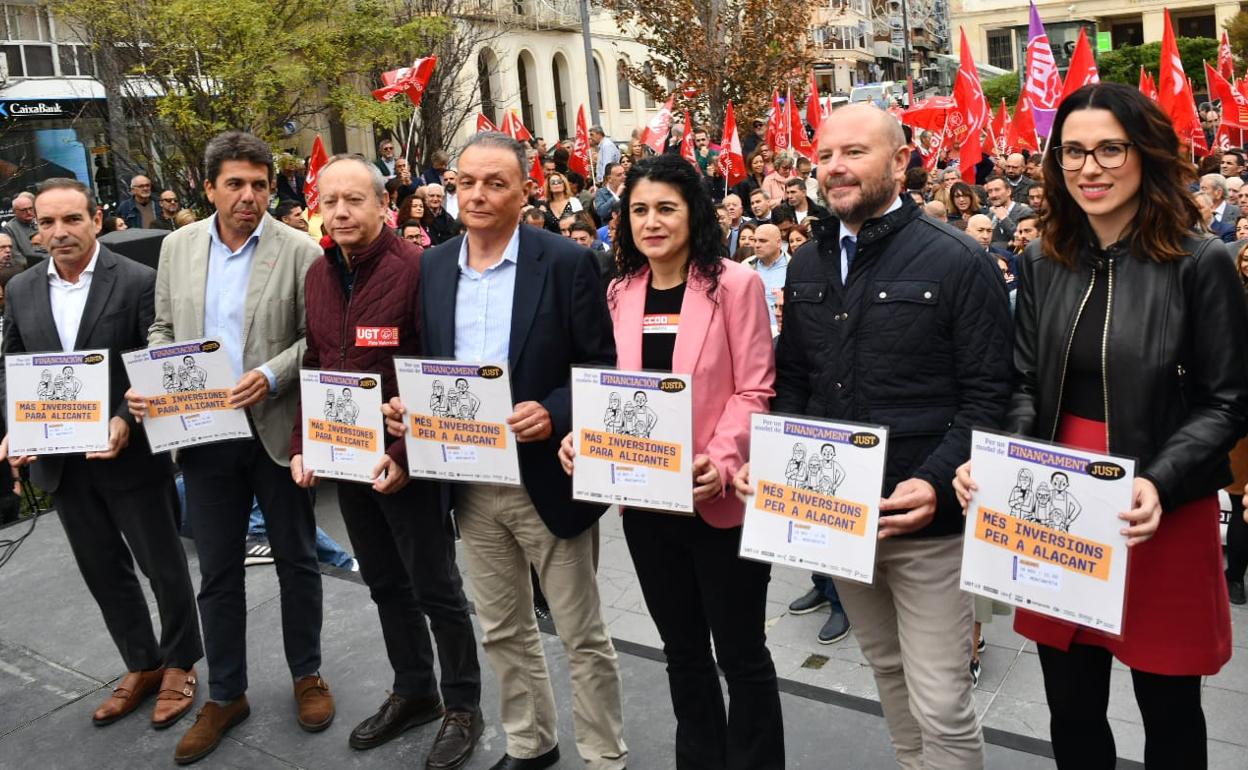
[1004, 153, 1026, 181]
[817, 104, 906, 153]
[753, 223, 783, 263]
[966, 213, 993, 248]
[130, 174, 152, 204]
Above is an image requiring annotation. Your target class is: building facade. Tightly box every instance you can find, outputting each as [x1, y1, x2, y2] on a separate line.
[952, 0, 1242, 73]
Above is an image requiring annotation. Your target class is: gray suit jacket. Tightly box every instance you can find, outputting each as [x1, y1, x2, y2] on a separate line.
[1, 245, 174, 493]
[148, 214, 319, 465]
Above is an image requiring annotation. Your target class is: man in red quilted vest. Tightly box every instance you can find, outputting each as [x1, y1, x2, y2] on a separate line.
[288, 154, 483, 770]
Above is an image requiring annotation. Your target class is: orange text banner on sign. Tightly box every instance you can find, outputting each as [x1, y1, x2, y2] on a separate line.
[753, 480, 869, 537]
[578, 428, 682, 472]
[973, 505, 1112, 581]
[146, 389, 233, 417]
[14, 400, 101, 422]
[307, 418, 378, 452]
[409, 414, 508, 449]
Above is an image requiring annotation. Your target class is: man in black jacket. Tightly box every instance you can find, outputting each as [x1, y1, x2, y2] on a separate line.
[736, 105, 1012, 769]
[1, 178, 202, 731]
[383, 132, 625, 770]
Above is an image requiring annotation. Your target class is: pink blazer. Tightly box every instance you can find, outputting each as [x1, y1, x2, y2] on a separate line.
[608, 259, 776, 527]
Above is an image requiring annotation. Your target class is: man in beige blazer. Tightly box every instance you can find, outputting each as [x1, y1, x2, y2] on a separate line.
[126, 131, 331, 766]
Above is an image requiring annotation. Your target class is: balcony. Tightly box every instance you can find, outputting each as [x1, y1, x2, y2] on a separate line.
[459, 0, 580, 31]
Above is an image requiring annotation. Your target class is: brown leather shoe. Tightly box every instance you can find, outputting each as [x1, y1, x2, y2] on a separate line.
[293, 674, 335, 732]
[92, 668, 164, 726]
[152, 667, 197, 729]
[174, 697, 250, 765]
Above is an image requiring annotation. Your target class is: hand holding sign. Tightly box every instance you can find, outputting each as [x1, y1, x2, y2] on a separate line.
[877, 478, 938, 539]
[229, 369, 270, 409]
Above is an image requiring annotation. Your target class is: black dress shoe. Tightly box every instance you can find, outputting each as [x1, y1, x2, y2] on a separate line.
[349, 693, 444, 750]
[488, 745, 560, 770]
[788, 587, 829, 615]
[426, 708, 484, 770]
[1229, 578, 1247, 606]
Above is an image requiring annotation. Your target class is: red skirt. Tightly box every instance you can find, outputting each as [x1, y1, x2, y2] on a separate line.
[1013, 413, 1232, 676]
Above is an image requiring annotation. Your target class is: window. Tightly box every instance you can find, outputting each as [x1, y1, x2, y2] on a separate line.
[986, 29, 1013, 71]
[616, 59, 631, 109]
[1176, 14, 1215, 40]
[592, 57, 603, 113]
[0, 5, 92, 78]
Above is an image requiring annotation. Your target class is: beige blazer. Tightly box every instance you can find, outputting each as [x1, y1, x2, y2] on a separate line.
[149, 214, 319, 466]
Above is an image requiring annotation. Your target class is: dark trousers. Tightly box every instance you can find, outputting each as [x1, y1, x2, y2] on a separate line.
[810, 572, 845, 613]
[1038, 643, 1206, 769]
[55, 458, 201, 672]
[623, 511, 784, 770]
[336, 481, 480, 709]
[1227, 493, 1247, 582]
[181, 438, 322, 701]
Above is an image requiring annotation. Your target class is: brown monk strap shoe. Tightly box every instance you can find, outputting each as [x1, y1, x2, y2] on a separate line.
[152, 666, 198, 729]
[294, 674, 335, 732]
[92, 668, 164, 726]
[174, 697, 250, 765]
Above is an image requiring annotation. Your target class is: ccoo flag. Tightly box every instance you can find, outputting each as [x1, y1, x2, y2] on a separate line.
[1022, 2, 1062, 137]
[304, 135, 329, 214]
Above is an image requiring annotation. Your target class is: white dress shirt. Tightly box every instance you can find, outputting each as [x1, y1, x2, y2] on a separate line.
[839, 196, 902, 282]
[47, 243, 100, 351]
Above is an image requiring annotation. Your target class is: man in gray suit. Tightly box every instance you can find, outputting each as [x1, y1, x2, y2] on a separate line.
[125, 131, 330, 765]
[0, 178, 202, 730]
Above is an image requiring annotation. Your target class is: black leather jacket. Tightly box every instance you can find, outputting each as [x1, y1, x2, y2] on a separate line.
[1006, 234, 1248, 509]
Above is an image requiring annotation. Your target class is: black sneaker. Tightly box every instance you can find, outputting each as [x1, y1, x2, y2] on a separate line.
[244, 538, 274, 567]
[1229, 578, 1246, 606]
[788, 587, 830, 615]
[970, 658, 982, 687]
[817, 610, 851, 644]
[977, 635, 987, 654]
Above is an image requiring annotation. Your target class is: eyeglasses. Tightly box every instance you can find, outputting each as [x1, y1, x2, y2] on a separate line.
[160, 197, 177, 203]
[1055, 142, 1133, 171]
[550, 179, 564, 185]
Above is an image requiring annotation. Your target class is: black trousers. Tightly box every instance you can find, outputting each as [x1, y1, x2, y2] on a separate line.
[1226, 493, 1247, 582]
[1038, 643, 1206, 769]
[55, 458, 201, 672]
[336, 480, 480, 709]
[181, 438, 322, 701]
[623, 511, 784, 770]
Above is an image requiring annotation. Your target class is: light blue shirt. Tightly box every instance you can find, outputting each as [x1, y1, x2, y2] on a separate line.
[754, 252, 788, 314]
[596, 137, 621, 182]
[454, 227, 521, 363]
[839, 196, 902, 282]
[205, 213, 277, 390]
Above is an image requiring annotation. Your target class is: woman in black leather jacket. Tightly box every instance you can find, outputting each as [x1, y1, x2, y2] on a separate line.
[956, 83, 1248, 769]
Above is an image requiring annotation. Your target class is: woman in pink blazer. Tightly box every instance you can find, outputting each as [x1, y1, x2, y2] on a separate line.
[559, 154, 782, 769]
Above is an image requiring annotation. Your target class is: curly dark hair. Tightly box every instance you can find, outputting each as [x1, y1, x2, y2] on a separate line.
[609, 154, 725, 304]
[1042, 82, 1200, 266]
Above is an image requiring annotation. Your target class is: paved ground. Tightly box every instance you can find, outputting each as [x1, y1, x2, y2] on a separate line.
[3, 480, 1244, 768]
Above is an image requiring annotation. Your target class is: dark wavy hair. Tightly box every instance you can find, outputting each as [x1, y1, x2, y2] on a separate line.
[609, 154, 726, 303]
[1042, 82, 1200, 266]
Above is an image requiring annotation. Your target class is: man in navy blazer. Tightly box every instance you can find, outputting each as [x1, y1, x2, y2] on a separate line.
[384, 132, 626, 770]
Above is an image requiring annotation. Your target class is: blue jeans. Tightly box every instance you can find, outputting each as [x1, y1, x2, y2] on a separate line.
[812, 573, 845, 614]
[175, 474, 353, 568]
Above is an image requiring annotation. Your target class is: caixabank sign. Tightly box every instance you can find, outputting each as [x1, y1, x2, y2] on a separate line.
[0, 100, 69, 118]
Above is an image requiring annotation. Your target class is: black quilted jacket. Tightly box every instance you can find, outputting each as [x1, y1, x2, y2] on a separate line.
[773, 196, 1014, 537]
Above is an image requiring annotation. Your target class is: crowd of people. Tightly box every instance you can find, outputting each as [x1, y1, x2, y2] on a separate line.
[1, 80, 1246, 770]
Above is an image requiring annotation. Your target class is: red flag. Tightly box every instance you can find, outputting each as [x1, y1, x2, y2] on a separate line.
[1220, 31, 1236, 83]
[765, 91, 789, 153]
[950, 28, 990, 183]
[1059, 29, 1099, 104]
[304, 135, 329, 215]
[1138, 66, 1157, 101]
[510, 111, 533, 142]
[917, 119, 947, 172]
[1147, 71, 1159, 101]
[476, 114, 497, 133]
[373, 56, 438, 105]
[719, 101, 747, 187]
[1206, 61, 1248, 127]
[788, 99, 814, 161]
[640, 95, 675, 155]
[1213, 122, 1235, 155]
[679, 110, 699, 169]
[529, 152, 545, 196]
[1006, 94, 1038, 154]
[806, 71, 823, 133]
[989, 99, 1010, 156]
[570, 105, 592, 178]
[1160, 10, 1207, 153]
